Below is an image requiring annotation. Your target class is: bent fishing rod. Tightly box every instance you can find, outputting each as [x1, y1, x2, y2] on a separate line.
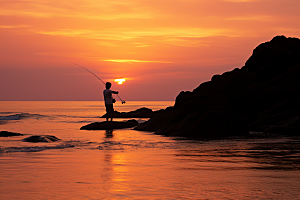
[71, 63, 126, 104]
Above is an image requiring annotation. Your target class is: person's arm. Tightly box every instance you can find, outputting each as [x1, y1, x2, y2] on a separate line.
[112, 91, 119, 94]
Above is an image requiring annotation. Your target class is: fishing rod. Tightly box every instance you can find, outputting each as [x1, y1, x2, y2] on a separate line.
[71, 63, 126, 104]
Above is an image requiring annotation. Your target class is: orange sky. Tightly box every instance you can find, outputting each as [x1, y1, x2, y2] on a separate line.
[0, 0, 299, 101]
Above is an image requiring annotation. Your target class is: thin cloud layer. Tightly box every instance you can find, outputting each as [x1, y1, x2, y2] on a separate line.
[0, 0, 299, 100]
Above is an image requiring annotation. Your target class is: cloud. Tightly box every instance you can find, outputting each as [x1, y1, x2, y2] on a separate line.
[223, 0, 257, 2]
[226, 15, 273, 21]
[36, 27, 235, 42]
[0, 25, 30, 29]
[0, 9, 53, 18]
[33, 26, 241, 48]
[0, 1, 155, 19]
[102, 59, 173, 63]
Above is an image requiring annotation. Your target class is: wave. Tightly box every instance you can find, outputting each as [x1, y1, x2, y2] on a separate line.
[0, 113, 48, 121]
[0, 140, 84, 153]
[0, 138, 171, 153]
[62, 120, 97, 124]
[0, 112, 16, 114]
[55, 114, 101, 119]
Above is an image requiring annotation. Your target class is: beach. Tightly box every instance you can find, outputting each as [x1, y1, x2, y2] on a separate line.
[1, 101, 300, 199]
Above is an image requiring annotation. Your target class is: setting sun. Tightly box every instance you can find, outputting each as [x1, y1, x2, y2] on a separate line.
[115, 79, 126, 84]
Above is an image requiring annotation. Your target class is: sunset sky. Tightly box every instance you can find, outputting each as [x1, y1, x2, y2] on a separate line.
[1, 0, 299, 101]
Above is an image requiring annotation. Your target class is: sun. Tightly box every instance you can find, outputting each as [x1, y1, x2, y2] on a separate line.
[115, 78, 126, 84]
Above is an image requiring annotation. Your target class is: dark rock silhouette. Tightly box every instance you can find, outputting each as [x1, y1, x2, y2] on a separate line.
[22, 135, 60, 143]
[101, 107, 154, 118]
[135, 35, 300, 138]
[0, 131, 23, 137]
[80, 119, 138, 130]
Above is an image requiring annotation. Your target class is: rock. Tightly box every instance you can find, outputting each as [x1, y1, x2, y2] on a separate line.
[135, 35, 300, 138]
[22, 135, 60, 143]
[264, 117, 300, 135]
[80, 119, 139, 130]
[101, 107, 154, 118]
[0, 131, 23, 137]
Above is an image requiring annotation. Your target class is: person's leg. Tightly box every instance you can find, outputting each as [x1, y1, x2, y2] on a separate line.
[105, 104, 110, 121]
[110, 104, 114, 121]
[106, 104, 114, 121]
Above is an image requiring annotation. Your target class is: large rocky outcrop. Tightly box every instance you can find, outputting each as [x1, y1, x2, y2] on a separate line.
[135, 36, 300, 138]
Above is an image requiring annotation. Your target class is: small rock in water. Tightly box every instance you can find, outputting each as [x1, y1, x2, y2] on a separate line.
[22, 135, 60, 143]
[101, 107, 154, 118]
[0, 131, 24, 137]
[81, 119, 138, 130]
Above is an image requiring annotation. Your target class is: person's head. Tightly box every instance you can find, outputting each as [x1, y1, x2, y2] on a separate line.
[105, 82, 112, 89]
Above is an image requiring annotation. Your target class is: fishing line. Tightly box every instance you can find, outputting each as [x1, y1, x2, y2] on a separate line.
[71, 63, 126, 104]
[71, 63, 106, 85]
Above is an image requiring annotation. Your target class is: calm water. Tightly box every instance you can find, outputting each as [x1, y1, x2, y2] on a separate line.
[0, 101, 300, 199]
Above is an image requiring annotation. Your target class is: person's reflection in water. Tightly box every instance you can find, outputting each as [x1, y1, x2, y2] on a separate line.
[105, 129, 113, 138]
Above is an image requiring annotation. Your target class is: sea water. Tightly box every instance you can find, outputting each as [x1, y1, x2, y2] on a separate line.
[0, 101, 299, 199]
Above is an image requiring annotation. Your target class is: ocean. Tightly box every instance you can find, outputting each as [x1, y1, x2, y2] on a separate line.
[0, 101, 300, 199]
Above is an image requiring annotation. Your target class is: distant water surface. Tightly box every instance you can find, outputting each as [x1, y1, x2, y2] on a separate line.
[0, 101, 299, 199]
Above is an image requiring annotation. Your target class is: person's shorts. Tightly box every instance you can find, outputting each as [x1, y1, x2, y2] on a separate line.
[105, 104, 114, 115]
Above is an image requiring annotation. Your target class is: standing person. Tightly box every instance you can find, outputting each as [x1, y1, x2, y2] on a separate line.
[103, 82, 118, 121]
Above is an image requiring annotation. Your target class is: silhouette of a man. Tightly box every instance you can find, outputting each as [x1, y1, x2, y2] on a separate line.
[103, 82, 118, 121]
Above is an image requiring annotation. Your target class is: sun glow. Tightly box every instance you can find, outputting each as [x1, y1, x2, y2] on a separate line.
[115, 79, 126, 84]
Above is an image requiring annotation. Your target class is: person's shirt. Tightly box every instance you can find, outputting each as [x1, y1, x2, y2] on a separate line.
[103, 89, 113, 105]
